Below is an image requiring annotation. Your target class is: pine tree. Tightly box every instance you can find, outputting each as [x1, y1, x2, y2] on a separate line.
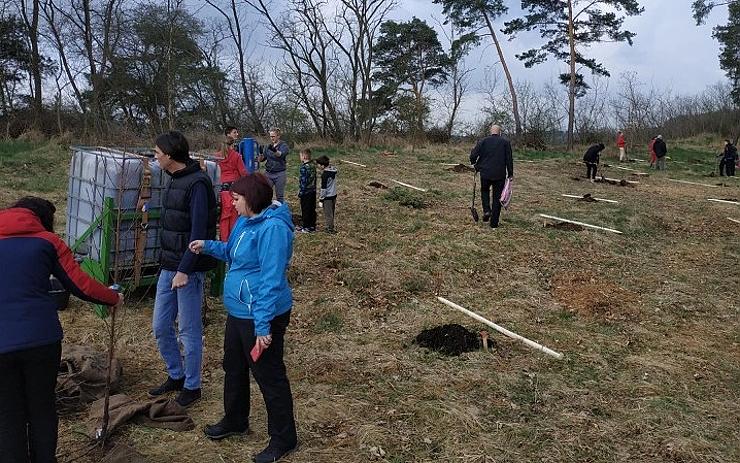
[693, 1, 740, 106]
[504, 0, 643, 150]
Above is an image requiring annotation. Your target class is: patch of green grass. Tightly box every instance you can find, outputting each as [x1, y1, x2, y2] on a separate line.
[384, 187, 428, 209]
[516, 148, 571, 160]
[314, 311, 344, 333]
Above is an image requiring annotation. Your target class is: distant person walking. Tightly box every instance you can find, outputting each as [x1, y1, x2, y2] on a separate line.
[259, 128, 289, 203]
[653, 135, 668, 171]
[470, 124, 514, 229]
[583, 143, 605, 182]
[616, 130, 627, 162]
[720, 139, 738, 176]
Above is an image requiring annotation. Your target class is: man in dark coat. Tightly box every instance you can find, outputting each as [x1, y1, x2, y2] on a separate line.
[470, 124, 514, 229]
[654, 135, 668, 170]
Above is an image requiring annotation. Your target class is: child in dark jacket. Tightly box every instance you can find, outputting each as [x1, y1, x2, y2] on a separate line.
[316, 155, 337, 234]
[298, 149, 317, 232]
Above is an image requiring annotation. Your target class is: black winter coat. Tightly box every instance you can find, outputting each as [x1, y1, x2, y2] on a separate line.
[654, 138, 667, 158]
[470, 135, 514, 180]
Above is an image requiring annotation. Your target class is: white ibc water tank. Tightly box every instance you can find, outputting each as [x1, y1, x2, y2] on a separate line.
[65, 147, 221, 270]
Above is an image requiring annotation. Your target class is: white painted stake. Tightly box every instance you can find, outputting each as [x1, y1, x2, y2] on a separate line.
[613, 165, 637, 172]
[667, 178, 719, 188]
[562, 194, 618, 204]
[707, 198, 739, 205]
[339, 159, 367, 167]
[727, 217, 740, 225]
[436, 297, 563, 360]
[539, 214, 623, 234]
[391, 179, 428, 192]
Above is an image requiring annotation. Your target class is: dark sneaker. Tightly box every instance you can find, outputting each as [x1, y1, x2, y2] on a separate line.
[253, 444, 298, 463]
[175, 388, 201, 407]
[204, 418, 249, 440]
[482, 213, 491, 222]
[148, 376, 184, 397]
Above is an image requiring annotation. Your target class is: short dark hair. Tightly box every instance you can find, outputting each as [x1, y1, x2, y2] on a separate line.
[231, 173, 273, 214]
[11, 196, 56, 232]
[155, 131, 190, 163]
[315, 155, 330, 167]
[225, 126, 237, 136]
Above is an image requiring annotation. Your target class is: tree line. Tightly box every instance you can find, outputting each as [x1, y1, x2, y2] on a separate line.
[1, 0, 738, 146]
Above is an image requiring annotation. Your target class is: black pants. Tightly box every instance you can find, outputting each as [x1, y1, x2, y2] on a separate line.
[223, 313, 297, 450]
[0, 342, 62, 463]
[299, 193, 316, 229]
[481, 177, 506, 228]
[585, 162, 597, 179]
[727, 161, 736, 176]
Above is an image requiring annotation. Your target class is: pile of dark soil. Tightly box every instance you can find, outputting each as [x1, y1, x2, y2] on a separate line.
[546, 222, 584, 231]
[367, 180, 388, 189]
[447, 163, 475, 173]
[578, 194, 597, 202]
[415, 324, 480, 356]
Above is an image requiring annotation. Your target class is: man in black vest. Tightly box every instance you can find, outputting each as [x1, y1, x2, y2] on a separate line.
[470, 124, 514, 229]
[149, 131, 217, 407]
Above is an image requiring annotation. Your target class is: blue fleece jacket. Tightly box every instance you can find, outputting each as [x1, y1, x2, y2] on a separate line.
[202, 202, 294, 336]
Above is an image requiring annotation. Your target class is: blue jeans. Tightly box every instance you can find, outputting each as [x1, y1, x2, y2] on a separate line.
[152, 269, 204, 390]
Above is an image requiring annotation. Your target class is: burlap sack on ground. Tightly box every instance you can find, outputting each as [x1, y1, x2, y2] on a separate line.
[56, 344, 122, 414]
[87, 394, 195, 438]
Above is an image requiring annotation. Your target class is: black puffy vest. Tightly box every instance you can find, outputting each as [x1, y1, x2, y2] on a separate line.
[159, 161, 217, 272]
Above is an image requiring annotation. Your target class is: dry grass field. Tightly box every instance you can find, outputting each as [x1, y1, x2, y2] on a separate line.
[1, 138, 738, 463]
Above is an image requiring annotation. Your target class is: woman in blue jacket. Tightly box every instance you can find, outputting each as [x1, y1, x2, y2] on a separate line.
[189, 173, 297, 463]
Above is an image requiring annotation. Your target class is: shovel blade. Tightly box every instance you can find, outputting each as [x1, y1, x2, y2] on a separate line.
[471, 207, 479, 222]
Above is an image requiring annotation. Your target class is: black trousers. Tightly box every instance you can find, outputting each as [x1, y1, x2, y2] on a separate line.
[727, 161, 736, 176]
[299, 193, 316, 229]
[223, 313, 297, 450]
[585, 162, 597, 179]
[481, 177, 506, 228]
[0, 342, 62, 463]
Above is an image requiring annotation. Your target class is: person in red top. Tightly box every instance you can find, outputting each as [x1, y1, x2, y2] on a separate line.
[0, 196, 122, 461]
[648, 136, 657, 168]
[616, 130, 627, 161]
[218, 127, 249, 241]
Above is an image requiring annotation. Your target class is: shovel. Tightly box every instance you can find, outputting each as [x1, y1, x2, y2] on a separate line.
[470, 171, 480, 222]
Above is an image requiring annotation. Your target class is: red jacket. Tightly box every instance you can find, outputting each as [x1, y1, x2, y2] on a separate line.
[0, 208, 119, 353]
[218, 148, 248, 183]
[616, 133, 626, 148]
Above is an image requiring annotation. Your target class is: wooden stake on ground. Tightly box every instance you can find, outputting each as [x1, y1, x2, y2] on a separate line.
[391, 179, 428, 192]
[727, 217, 740, 225]
[539, 213, 623, 234]
[562, 194, 618, 204]
[339, 159, 367, 167]
[613, 165, 637, 172]
[437, 297, 563, 360]
[707, 198, 739, 205]
[667, 178, 719, 188]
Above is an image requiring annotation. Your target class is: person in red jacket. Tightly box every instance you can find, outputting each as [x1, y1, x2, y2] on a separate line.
[616, 130, 627, 161]
[0, 196, 122, 462]
[218, 127, 248, 241]
[648, 136, 657, 168]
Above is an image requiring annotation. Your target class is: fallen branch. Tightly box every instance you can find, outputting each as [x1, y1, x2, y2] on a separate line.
[707, 198, 739, 205]
[437, 297, 563, 359]
[391, 179, 428, 192]
[727, 217, 740, 225]
[339, 159, 367, 168]
[667, 178, 719, 188]
[562, 194, 618, 204]
[539, 213, 623, 234]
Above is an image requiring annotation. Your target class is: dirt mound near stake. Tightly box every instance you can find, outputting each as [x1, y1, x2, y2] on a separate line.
[414, 324, 481, 356]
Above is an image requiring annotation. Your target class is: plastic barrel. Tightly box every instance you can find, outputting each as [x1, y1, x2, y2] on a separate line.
[238, 138, 259, 174]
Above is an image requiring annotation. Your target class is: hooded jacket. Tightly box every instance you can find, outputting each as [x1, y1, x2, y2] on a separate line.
[319, 165, 338, 200]
[201, 202, 294, 336]
[0, 208, 119, 354]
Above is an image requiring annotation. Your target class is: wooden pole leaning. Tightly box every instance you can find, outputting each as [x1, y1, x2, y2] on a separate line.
[436, 297, 563, 360]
